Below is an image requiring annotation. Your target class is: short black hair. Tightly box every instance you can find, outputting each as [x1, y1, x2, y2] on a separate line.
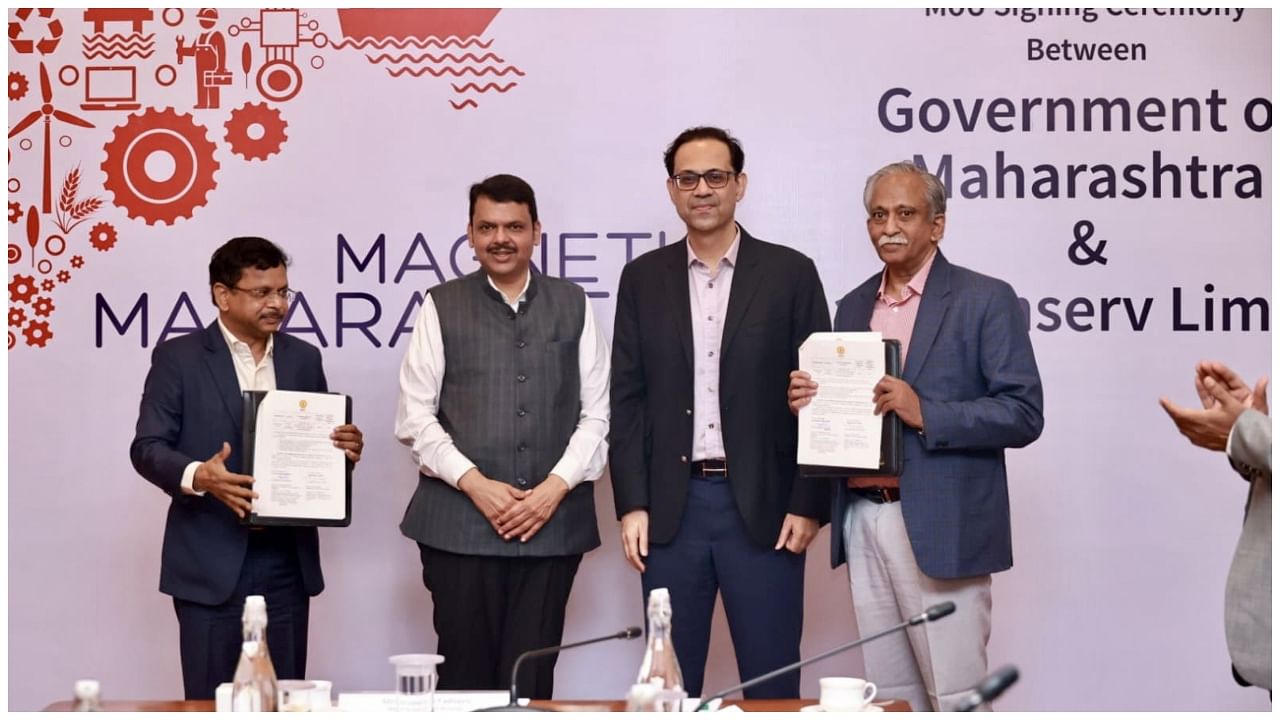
[208, 236, 289, 304]
[469, 174, 538, 225]
[663, 126, 745, 176]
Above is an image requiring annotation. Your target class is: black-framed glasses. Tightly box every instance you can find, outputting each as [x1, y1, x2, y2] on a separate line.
[230, 286, 295, 302]
[670, 169, 736, 191]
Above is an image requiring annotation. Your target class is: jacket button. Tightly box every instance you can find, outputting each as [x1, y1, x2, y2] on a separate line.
[517, 340, 527, 349]
[685, 409, 692, 415]
[516, 477, 528, 487]
[680, 455, 688, 463]
[518, 443, 527, 452]
[517, 374, 527, 382]
[517, 408, 527, 417]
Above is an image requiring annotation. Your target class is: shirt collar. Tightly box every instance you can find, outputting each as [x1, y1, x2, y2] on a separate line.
[687, 226, 742, 269]
[877, 247, 939, 303]
[217, 317, 274, 359]
[487, 270, 532, 308]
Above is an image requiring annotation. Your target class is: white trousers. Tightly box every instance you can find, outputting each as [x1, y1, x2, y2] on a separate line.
[844, 497, 994, 711]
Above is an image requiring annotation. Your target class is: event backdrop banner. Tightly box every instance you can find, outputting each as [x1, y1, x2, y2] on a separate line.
[6, 8, 1271, 711]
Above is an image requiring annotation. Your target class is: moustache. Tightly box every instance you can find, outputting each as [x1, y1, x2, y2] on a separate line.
[485, 243, 518, 254]
[878, 233, 909, 248]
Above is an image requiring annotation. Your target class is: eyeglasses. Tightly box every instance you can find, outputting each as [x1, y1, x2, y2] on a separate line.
[230, 286, 295, 302]
[670, 169, 737, 191]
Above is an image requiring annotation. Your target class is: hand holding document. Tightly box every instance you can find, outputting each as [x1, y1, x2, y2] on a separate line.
[244, 390, 353, 526]
[797, 332, 891, 471]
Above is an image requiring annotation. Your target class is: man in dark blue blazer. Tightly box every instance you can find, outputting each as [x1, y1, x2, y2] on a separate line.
[130, 237, 364, 699]
[790, 163, 1043, 711]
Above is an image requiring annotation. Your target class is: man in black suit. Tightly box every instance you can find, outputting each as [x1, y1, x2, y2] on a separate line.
[610, 127, 831, 698]
[130, 237, 364, 699]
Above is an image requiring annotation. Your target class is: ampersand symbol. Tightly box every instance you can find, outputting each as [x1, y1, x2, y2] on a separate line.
[1068, 220, 1108, 266]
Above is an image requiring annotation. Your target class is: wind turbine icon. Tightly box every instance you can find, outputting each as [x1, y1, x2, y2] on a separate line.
[8, 62, 95, 214]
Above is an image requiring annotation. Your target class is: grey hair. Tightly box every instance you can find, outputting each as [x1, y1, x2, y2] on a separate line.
[862, 161, 947, 220]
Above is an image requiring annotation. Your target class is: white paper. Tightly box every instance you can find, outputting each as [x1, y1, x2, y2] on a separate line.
[797, 332, 885, 470]
[251, 390, 348, 521]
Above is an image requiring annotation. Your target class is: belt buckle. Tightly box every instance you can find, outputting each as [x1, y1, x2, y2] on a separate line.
[877, 487, 893, 503]
[700, 459, 728, 476]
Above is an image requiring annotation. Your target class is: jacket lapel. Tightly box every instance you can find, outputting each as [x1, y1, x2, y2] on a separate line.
[201, 322, 244, 433]
[902, 251, 953, 384]
[663, 241, 694, 372]
[720, 228, 762, 356]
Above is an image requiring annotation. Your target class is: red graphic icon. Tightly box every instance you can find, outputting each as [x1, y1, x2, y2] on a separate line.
[176, 8, 230, 109]
[53, 167, 103, 235]
[100, 107, 220, 225]
[31, 295, 54, 317]
[39, 278, 54, 292]
[56, 269, 69, 284]
[7, 201, 21, 224]
[18, 205, 65, 274]
[7, 63, 95, 213]
[224, 102, 287, 161]
[22, 318, 51, 347]
[229, 9, 328, 103]
[88, 221, 118, 251]
[80, 66, 142, 112]
[333, 10, 521, 110]
[8, 307, 26, 327]
[8, 70, 29, 101]
[69, 255, 83, 268]
[9, 274, 37, 304]
[8, 8, 63, 55]
[82, 9, 155, 59]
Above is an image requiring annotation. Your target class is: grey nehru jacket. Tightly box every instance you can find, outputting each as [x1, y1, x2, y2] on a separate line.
[399, 270, 601, 557]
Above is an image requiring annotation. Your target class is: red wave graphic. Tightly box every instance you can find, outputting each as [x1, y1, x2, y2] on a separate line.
[83, 48, 155, 59]
[450, 82, 518, 94]
[82, 32, 155, 43]
[450, 99, 478, 110]
[337, 9, 499, 41]
[386, 65, 525, 78]
[365, 51, 504, 64]
[331, 36, 493, 50]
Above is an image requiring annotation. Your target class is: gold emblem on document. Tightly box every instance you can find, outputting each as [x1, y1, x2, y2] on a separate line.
[299, 399, 308, 411]
[836, 344, 846, 358]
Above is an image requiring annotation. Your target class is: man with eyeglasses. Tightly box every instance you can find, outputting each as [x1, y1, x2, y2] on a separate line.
[130, 236, 364, 700]
[610, 126, 831, 698]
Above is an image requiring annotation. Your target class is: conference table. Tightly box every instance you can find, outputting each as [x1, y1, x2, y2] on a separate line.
[43, 697, 912, 711]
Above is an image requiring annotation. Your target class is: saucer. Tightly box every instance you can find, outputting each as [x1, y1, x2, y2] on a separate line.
[800, 705, 883, 712]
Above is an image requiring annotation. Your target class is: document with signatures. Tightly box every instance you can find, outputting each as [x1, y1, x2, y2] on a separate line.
[242, 390, 352, 526]
[797, 333, 903, 474]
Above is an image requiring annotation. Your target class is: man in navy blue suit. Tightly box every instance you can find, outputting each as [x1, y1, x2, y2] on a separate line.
[790, 163, 1043, 711]
[130, 237, 364, 699]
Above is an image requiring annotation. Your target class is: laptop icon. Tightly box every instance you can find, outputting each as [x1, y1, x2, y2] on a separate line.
[81, 66, 142, 111]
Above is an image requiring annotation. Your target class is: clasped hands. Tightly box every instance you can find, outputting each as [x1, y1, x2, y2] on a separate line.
[459, 468, 569, 543]
[1160, 360, 1269, 452]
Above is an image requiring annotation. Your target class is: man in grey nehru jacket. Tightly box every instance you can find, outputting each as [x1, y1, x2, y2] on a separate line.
[395, 174, 609, 699]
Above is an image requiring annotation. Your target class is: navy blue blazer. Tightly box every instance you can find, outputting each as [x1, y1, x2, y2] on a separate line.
[830, 251, 1044, 579]
[130, 322, 328, 605]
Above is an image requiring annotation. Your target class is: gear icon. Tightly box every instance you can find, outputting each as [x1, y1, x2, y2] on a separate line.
[70, 255, 84, 268]
[9, 274, 37, 304]
[22, 319, 51, 348]
[7, 71, 27, 102]
[57, 269, 70, 284]
[39, 278, 54, 292]
[32, 295, 54, 317]
[89, 221, 118, 251]
[8, 307, 26, 327]
[224, 102, 289, 162]
[101, 107, 220, 226]
[7, 201, 21, 224]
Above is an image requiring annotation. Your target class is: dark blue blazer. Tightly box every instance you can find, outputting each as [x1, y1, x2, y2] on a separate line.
[130, 322, 328, 605]
[830, 251, 1044, 579]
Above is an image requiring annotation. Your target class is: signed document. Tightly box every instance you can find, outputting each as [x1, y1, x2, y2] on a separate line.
[243, 390, 352, 526]
[797, 332, 886, 470]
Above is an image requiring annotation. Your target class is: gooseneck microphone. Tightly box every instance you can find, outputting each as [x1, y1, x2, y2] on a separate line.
[954, 665, 1019, 711]
[477, 626, 643, 712]
[694, 602, 956, 711]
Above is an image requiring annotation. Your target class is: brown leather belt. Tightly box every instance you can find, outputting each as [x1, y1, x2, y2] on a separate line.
[690, 459, 728, 477]
[850, 486, 901, 503]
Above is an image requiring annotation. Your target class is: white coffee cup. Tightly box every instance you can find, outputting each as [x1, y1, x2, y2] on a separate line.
[819, 676, 877, 712]
[307, 679, 333, 710]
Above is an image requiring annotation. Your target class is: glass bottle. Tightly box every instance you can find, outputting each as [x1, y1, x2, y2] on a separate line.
[636, 587, 684, 710]
[72, 679, 102, 711]
[231, 595, 278, 712]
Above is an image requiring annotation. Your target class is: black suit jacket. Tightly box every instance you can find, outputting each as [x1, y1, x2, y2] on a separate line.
[130, 322, 328, 605]
[610, 227, 832, 549]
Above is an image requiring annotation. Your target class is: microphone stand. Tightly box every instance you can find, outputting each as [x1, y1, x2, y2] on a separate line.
[477, 627, 642, 712]
[694, 602, 955, 712]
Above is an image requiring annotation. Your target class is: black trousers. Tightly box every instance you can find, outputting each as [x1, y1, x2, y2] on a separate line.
[172, 528, 311, 700]
[419, 544, 582, 699]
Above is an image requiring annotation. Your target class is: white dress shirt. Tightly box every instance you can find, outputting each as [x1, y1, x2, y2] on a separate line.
[688, 229, 740, 462]
[180, 318, 277, 495]
[394, 272, 610, 489]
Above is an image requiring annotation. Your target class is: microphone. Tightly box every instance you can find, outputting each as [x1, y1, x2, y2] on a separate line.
[694, 602, 956, 711]
[477, 626, 642, 712]
[954, 665, 1018, 711]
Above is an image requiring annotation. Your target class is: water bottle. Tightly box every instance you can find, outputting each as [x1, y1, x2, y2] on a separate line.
[72, 679, 102, 711]
[231, 595, 277, 711]
[636, 588, 685, 710]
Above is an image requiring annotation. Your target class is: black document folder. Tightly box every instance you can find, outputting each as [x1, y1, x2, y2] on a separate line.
[798, 338, 904, 478]
[241, 390, 353, 527]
